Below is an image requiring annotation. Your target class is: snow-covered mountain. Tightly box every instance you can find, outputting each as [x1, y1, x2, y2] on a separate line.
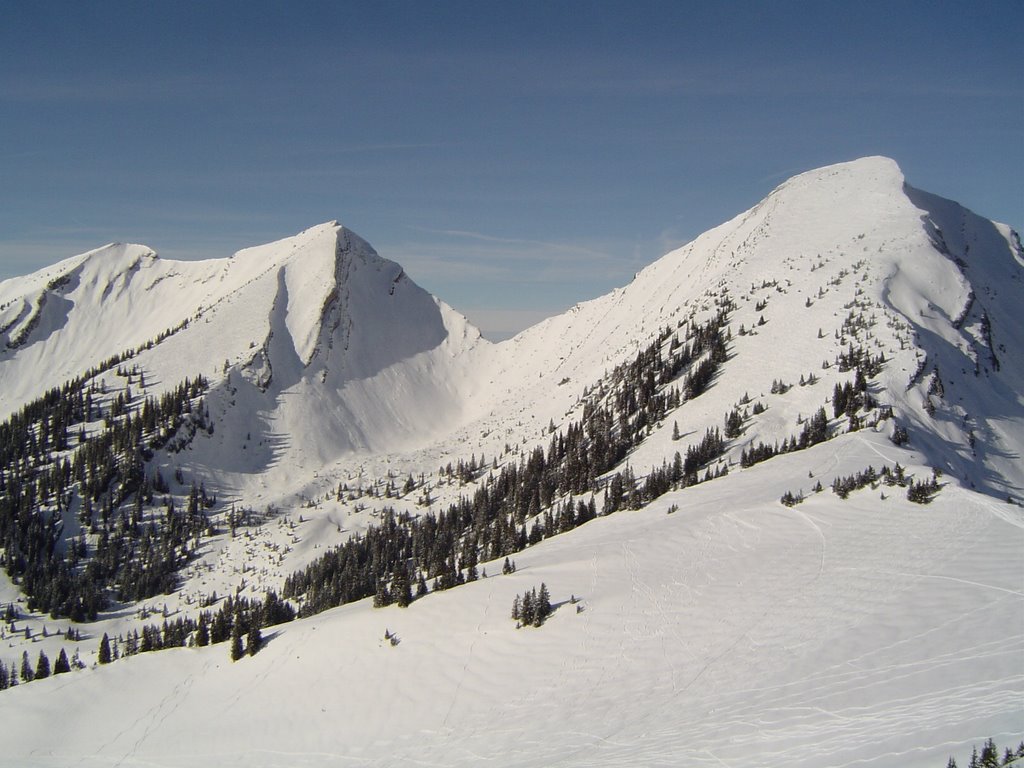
[0, 157, 1021, 768]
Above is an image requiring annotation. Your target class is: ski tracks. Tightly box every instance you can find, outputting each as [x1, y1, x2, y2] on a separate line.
[621, 539, 684, 694]
[441, 583, 492, 729]
[99, 656, 212, 768]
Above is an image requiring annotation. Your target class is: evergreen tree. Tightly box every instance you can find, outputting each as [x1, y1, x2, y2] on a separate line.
[230, 622, 244, 662]
[195, 614, 210, 647]
[980, 739, 999, 768]
[246, 624, 262, 657]
[520, 590, 534, 626]
[53, 648, 71, 674]
[537, 583, 552, 622]
[373, 578, 393, 608]
[98, 633, 112, 664]
[392, 566, 412, 608]
[20, 650, 34, 682]
[35, 650, 51, 680]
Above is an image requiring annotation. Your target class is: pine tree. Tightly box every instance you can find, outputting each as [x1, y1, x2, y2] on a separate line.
[195, 614, 209, 647]
[54, 648, 71, 674]
[520, 590, 534, 626]
[35, 650, 51, 680]
[373, 578, 393, 608]
[537, 583, 552, 622]
[980, 739, 999, 768]
[20, 650, 34, 682]
[246, 624, 262, 657]
[98, 632, 112, 664]
[392, 566, 413, 608]
[230, 622, 244, 662]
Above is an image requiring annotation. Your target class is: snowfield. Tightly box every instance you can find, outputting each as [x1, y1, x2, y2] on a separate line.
[4, 435, 1022, 768]
[0, 157, 1021, 767]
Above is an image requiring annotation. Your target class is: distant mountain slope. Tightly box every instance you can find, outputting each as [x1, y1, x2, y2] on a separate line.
[0, 157, 1021, 768]
[0, 222, 488, 476]
[461, 156, 1023, 501]
[1, 158, 1020, 501]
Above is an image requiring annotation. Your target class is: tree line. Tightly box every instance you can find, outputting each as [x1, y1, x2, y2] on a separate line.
[284, 302, 735, 617]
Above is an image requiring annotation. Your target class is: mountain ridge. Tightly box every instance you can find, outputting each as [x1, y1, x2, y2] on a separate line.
[0, 156, 1021, 767]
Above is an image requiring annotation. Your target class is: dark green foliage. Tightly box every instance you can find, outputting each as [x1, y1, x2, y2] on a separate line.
[511, 583, 553, 627]
[195, 613, 210, 647]
[798, 408, 830, 448]
[836, 343, 885, 376]
[0, 364, 210, 619]
[230, 623, 244, 662]
[891, 423, 909, 446]
[98, 632, 111, 664]
[832, 466, 879, 498]
[684, 428, 725, 476]
[53, 648, 70, 674]
[724, 408, 744, 439]
[831, 464, 912, 499]
[373, 577, 393, 608]
[246, 624, 262, 656]
[34, 650, 50, 679]
[907, 471, 942, 504]
[392, 564, 413, 607]
[98, 592, 293, 662]
[946, 737, 1024, 768]
[20, 650, 33, 682]
[740, 440, 780, 468]
[780, 490, 803, 507]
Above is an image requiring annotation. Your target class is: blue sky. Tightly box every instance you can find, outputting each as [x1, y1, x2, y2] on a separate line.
[1, 1, 1021, 338]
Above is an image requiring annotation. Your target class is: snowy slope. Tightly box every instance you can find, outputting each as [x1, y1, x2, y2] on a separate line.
[1, 433, 1021, 768]
[437, 157, 1023, 502]
[0, 221, 488, 501]
[0, 157, 1021, 767]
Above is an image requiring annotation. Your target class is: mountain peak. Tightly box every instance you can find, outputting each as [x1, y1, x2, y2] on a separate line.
[1, 159, 1020, 767]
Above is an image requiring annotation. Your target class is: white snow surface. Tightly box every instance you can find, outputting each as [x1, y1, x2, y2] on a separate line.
[0, 157, 1022, 767]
